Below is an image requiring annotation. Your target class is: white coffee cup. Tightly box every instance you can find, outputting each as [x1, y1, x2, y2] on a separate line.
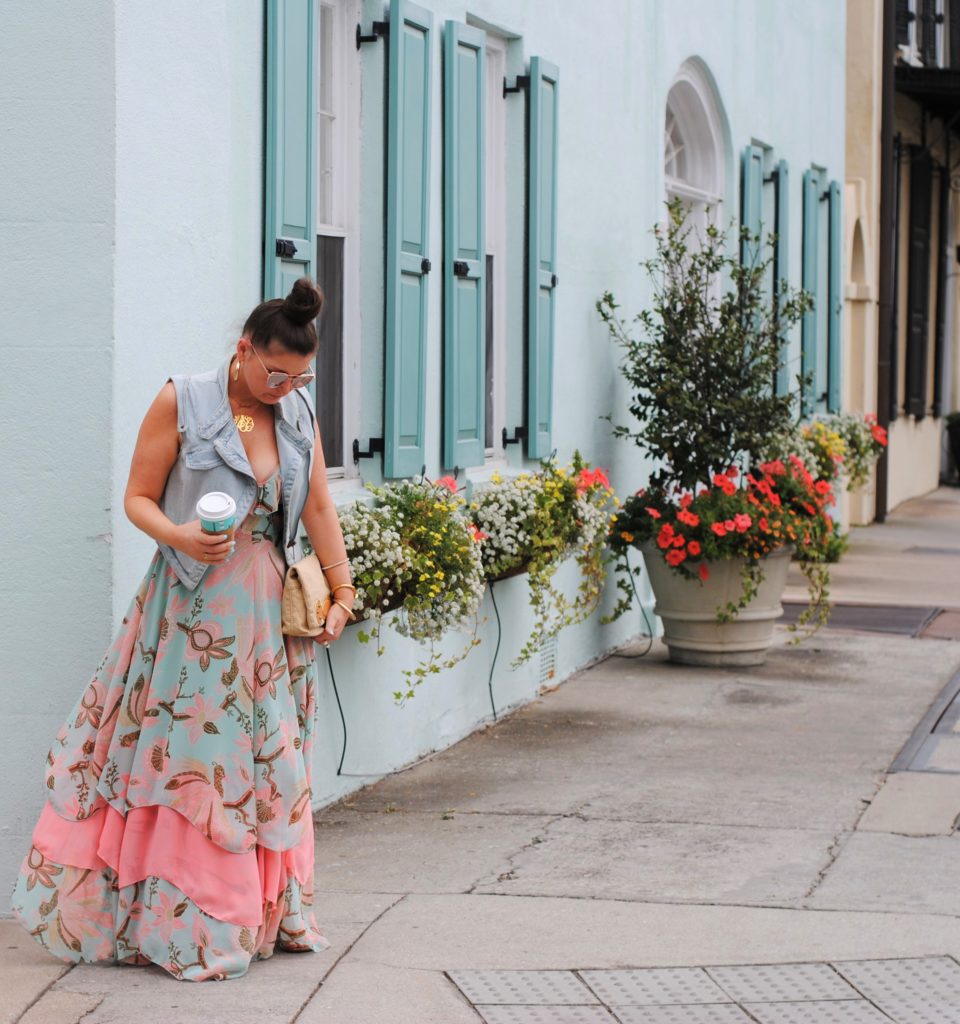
[196, 492, 237, 535]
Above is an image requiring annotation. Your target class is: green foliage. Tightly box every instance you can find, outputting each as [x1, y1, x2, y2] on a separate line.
[597, 199, 812, 492]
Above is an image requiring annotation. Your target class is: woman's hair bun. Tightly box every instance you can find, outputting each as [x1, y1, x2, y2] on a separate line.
[281, 277, 324, 326]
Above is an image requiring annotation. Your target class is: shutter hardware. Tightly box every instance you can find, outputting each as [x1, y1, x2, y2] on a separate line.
[502, 426, 527, 448]
[352, 436, 384, 464]
[356, 21, 387, 48]
[453, 260, 469, 277]
[503, 75, 529, 98]
[421, 258, 432, 274]
[276, 239, 297, 258]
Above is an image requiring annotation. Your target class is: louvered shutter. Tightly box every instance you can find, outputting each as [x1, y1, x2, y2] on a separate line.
[774, 159, 790, 395]
[264, 0, 317, 299]
[526, 57, 559, 460]
[384, 0, 433, 477]
[442, 22, 486, 470]
[801, 169, 820, 416]
[905, 146, 933, 419]
[740, 145, 764, 267]
[827, 179, 842, 412]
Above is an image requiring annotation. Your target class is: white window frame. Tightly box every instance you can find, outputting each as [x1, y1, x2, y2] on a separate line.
[483, 32, 508, 462]
[663, 60, 726, 237]
[315, 0, 361, 484]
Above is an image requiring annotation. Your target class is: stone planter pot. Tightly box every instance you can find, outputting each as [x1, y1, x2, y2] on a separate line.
[640, 542, 792, 667]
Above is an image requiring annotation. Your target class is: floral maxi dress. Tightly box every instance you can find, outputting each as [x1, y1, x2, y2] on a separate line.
[10, 470, 330, 980]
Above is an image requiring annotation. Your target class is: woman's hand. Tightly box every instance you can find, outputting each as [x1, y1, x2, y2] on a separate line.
[316, 601, 351, 648]
[171, 520, 235, 565]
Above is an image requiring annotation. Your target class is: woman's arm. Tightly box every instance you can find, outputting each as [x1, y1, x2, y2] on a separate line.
[299, 421, 354, 597]
[123, 382, 232, 564]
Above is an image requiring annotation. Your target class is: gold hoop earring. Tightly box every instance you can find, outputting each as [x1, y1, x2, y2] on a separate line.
[233, 356, 241, 381]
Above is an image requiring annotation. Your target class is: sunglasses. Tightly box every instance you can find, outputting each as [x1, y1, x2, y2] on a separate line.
[248, 345, 316, 389]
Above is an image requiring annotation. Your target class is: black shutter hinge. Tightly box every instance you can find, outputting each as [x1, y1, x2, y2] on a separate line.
[453, 260, 469, 277]
[352, 437, 384, 464]
[276, 239, 297, 257]
[503, 75, 529, 97]
[356, 21, 388, 48]
[421, 258, 432, 274]
[502, 426, 527, 447]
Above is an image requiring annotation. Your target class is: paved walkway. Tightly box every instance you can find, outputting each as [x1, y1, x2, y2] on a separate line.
[5, 488, 960, 1023]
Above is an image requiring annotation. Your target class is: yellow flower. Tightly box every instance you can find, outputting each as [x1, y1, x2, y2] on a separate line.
[490, 471, 502, 484]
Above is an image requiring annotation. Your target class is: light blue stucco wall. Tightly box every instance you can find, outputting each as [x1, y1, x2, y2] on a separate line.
[0, 2, 116, 898]
[0, 0, 845, 901]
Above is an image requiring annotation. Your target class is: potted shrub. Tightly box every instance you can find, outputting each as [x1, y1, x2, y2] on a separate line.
[598, 201, 821, 665]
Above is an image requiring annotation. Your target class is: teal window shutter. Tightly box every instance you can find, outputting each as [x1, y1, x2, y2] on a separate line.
[826, 179, 842, 412]
[740, 145, 764, 266]
[264, 0, 317, 300]
[774, 159, 790, 395]
[384, 0, 433, 478]
[526, 57, 559, 460]
[801, 168, 820, 416]
[442, 22, 486, 470]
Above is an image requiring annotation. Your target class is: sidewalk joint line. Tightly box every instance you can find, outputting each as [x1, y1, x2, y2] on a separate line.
[290, 893, 407, 1024]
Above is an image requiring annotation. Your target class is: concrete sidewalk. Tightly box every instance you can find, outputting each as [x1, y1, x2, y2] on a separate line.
[6, 489, 960, 1023]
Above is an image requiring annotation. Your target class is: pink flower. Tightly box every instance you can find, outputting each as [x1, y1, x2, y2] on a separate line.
[698, 563, 710, 582]
[434, 475, 458, 492]
[711, 522, 728, 537]
[183, 693, 224, 745]
[150, 890, 188, 944]
[733, 513, 752, 533]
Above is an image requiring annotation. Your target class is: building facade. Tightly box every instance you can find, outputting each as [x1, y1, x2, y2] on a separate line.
[0, 0, 846, 897]
[845, 0, 960, 523]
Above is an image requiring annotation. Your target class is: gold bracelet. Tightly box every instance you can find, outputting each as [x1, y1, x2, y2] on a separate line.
[331, 583, 357, 595]
[332, 597, 357, 622]
[321, 557, 349, 570]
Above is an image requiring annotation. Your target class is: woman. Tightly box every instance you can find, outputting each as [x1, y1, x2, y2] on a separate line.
[10, 278, 355, 981]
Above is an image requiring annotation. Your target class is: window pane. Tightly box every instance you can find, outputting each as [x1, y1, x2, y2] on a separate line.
[318, 3, 335, 224]
[316, 234, 344, 468]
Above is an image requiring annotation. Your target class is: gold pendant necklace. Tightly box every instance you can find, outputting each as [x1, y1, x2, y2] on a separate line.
[234, 413, 255, 433]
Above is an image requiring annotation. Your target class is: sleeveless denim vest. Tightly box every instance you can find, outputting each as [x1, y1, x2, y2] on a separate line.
[157, 354, 316, 590]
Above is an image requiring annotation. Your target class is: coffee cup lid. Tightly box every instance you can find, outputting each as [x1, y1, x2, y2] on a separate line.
[196, 492, 237, 520]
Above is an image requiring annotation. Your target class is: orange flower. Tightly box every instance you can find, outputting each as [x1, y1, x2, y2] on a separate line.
[620, 531, 635, 543]
[657, 524, 675, 549]
[645, 507, 662, 519]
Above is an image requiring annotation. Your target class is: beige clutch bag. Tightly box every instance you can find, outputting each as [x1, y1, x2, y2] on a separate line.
[281, 553, 332, 637]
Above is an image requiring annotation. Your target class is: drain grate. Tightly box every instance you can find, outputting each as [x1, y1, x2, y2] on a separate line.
[780, 602, 940, 636]
[706, 963, 858, 1003]
[578, 968, 729, 1006]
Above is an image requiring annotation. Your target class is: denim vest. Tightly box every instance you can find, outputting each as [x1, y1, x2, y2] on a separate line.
[157, 354, 316, 590]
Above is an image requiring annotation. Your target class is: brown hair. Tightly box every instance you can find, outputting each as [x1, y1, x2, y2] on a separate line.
[242, 277, 323, 356]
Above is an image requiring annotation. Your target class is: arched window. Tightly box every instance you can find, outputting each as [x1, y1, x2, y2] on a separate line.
[664, 59, 727, 238]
